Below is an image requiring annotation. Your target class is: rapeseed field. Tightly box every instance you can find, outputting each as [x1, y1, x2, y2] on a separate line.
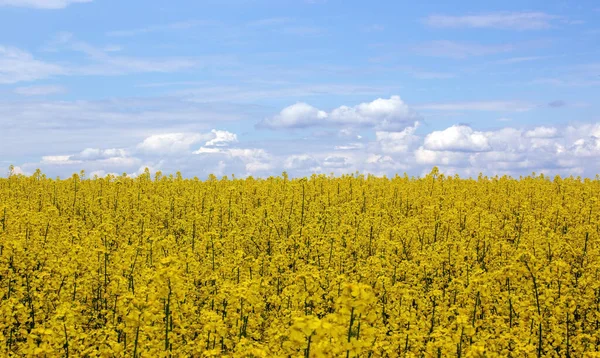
[0, 167, 599, 357]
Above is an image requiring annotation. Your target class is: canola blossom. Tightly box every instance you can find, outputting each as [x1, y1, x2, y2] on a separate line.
[0, 167, 599, 357]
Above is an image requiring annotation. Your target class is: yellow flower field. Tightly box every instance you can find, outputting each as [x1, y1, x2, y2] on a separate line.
[1, 167, 599, 357]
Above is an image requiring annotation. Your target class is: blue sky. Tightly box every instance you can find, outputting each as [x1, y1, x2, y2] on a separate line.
[1, 0, 599, 178]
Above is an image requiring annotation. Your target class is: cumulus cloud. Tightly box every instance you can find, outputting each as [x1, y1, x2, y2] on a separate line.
[257, 102, 328, 129]
[322, 156, 352, 168]
[137, 130, 238, 155]
[376, 122, 420, 153]
[137, 133, 208, 154]
[415, 147, 467, 166]
[0, 98, 261, 167]
[258, 96, 420, 131]
[424, 125, 491, 152]
[11, 115, 600, 180]
[413, 123, 600, 177]
[284, 154, 319, 170]
[334, 143, 364, 150]
[525, 126, 558, 138]
[28, 147, 139, 178]
[40, 155, 80, 165]
[0, 0, 91, 9]
[570, 137, 600, 157]
[73, 148, 128, 160]
[204, 129, 238, 147]
[193, 147, 273, 175]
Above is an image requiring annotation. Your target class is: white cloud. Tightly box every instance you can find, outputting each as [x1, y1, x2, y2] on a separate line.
[28, 147, 140, 178]
[258, 102, 328, 129]
[323, 155, 351, 168]
[362, 24, 385, 32]
[525, 126, 558, 138]
[245, 161, 274, 173]
[414, 101, 534, 112]
[137, 133, 208, 154]
[366, 154, 393, 164]
[376, 122, 420, 153]
[411, 71, 457, 79]
[2, 33, 203, 86]
[424, 125, 491, 152]
[229, 148, 274, 174]
[107, 20, 211, 37]
[40, 155, 81, 165]
[259, 95, 420, 131]
[412, 123, 600, 177]
[89, 170, 120, 178]
[13, 85, 66, 96]
[415, 147, 467, 166]
[10, 101, 600, 179]
[44, 32, 199, 76]
[423, 12, 558, 30]
[194, 147, 221, 154]
[0, 46, 65, 84]
[0, 97, 256, 160]
[334, 143, 364, 150]
[73, 148, 128, 160]
[494, 56, 548, 65]
[193, 147, 273, 175]
[284, 154, 319, 170]
[43, 148, 134, 167]
[570, 137, 600, 157]
[204, 129, 238, 147]
[414, 41, 514, 59]
[0, 0, 91, 9]
[247, 17, 292, 27]
[177, 84, 393, 102]
[11, 166, 26, 175]
[329, 96, 419, 130]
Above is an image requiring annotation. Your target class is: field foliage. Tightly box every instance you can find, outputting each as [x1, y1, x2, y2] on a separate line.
[1, 168, 599, 357]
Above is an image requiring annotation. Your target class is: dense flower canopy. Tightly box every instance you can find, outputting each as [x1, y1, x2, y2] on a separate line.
[0, 168, 599, 356]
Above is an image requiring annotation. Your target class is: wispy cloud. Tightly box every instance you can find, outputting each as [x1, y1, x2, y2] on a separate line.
[107, 20, 215, 37]
[46, 32, 201, 75]
[414, 100, 535, 112]
[0, 97, 265, 158]
[282, 26, 324, 36]
[0, 0, 91, 9]
[0, 46, 65, 84]
[413, 40, 514, 59]
[247, 17, 292, 27]
[493, 56, 549, 65]
[423, 12, 559, 30]
[548, 100, 566, 108]
[531, 77, 600, 87]
[177, 83, 394, 102]
[410, 71, 457, 79]
[362, 24, 384, 32]
[13, 85, 66, 96]
[246, 17, 324, 36]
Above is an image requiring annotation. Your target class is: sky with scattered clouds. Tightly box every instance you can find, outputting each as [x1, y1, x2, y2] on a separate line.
[1, 0, 599, 178]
